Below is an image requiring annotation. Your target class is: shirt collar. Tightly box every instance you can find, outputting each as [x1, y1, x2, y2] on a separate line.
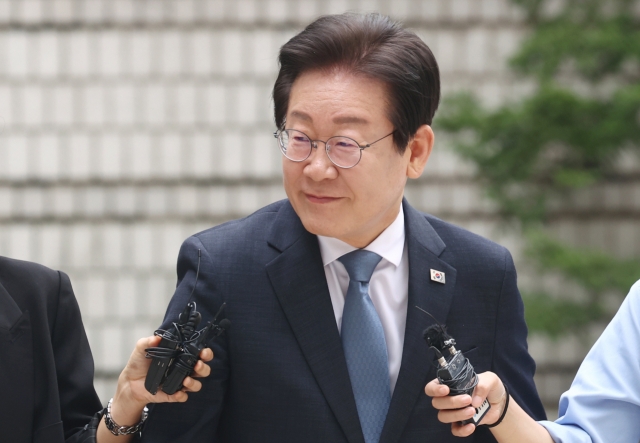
[317, 203, 405, 268]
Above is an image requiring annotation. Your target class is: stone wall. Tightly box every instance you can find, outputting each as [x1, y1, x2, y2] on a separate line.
[0, 0, 638, 418]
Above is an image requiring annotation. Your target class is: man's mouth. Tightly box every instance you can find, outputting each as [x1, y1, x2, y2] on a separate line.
[305, 193, 341, 203]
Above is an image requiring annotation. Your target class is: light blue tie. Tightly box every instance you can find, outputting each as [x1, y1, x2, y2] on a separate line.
[338, 250, 390, 443]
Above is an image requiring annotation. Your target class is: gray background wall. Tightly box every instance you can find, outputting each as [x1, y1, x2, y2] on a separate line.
[0, 0, 638, 419]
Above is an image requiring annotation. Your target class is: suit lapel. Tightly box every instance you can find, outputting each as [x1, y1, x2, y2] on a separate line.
[0, 282, 22, 331]
[380, 202, 457, 443]
[265, 202, 365, 443]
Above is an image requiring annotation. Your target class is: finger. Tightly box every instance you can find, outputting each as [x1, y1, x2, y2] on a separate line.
[167, 391, 189, 403]
[425, 379, 449, 397]
[181, 376, 203, 393]
[150, 389, 188, 404]
[437, 406, 476, 424]
[125, 336, 159, 376]
[471, 372, 501, 408]
[137, 335, 160, 354]
[471, 378, 491, 408]
[451, 422, 477, 438]
[193, 360, 211, 378]
[199, 348, 214, 362]
[431, 394, 472, 411]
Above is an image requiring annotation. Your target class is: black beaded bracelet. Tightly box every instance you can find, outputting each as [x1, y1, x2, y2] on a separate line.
[485, 384, 510, 428]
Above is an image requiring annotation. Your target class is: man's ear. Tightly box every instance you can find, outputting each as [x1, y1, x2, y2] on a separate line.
[405, 124, 434, 179]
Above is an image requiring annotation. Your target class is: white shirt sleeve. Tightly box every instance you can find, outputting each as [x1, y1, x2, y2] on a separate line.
[538, 280, 640, 443]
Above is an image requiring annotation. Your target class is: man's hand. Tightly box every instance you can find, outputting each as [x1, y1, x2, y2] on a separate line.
[425, 371, 507, 437]
[110, 335, 213, 426]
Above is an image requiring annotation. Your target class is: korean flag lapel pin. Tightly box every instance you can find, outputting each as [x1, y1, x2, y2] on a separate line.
[430, 269, 446, 284]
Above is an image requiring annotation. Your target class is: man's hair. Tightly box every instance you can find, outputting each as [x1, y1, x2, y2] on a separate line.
[273, 13, 440, 154]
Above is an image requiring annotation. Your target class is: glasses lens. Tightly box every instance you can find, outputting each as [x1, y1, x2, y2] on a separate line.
[326, 136, 361, 168]
[279, 130, 312, 161]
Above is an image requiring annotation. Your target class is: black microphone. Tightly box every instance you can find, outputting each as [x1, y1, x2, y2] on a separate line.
[145, 302, 229, 395]
[161, 317, 230, 395]
[144, 249, 230, 395]
[418, 306, 490, 426]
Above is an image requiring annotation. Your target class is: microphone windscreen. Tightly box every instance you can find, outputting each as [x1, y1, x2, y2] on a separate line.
[219, 319, 231, 330]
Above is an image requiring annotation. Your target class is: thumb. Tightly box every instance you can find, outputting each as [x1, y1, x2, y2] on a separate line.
[126, 336, 160, 374]
[471, 372, 500, 408]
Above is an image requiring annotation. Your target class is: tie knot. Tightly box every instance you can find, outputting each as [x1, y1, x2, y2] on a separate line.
[338, 249, 382, 283]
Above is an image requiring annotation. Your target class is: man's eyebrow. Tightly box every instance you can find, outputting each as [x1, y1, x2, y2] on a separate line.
[332, 115, 369, 125]
[289, 111, 312, 122]
[288, 111, 369, 126]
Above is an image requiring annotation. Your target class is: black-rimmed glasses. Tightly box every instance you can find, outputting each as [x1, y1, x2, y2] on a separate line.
[274, 129, 395, 169]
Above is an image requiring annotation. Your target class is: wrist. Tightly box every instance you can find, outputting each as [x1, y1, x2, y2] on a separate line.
[109, 395, 147, 427]
[104, 397, 148, 436]
[111, 375, 148, 426]
[485, 383, 510, 428]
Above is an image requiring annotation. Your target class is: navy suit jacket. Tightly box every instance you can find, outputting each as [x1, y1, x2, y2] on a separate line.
[140, 199, 545, 442]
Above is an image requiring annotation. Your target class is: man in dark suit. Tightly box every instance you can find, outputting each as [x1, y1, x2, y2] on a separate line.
[140, 12, 546, 443]
[0, 254, 212, 443]
[0, 255, 103, 443]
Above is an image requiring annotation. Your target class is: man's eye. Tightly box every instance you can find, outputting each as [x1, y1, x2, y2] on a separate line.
[335, 140, 358, 148]
[293, 136, 310, 143]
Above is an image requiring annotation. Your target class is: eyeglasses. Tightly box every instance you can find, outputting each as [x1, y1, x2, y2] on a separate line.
[274, 129, 395, 169]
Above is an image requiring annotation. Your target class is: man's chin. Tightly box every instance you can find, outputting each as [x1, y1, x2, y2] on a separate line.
[298, 215, 344, 238]
[300, 220, 336, 238]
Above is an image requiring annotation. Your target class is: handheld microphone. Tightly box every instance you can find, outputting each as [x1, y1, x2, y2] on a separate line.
[417, 306, 490, 426]
[144, 249, 230, 395]
[159, 307, 230, 395]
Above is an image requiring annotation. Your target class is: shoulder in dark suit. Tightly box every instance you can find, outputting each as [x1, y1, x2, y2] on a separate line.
[140, 199, 545, 443]
[0, 256, 102, 443]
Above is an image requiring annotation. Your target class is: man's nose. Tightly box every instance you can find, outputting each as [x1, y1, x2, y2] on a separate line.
[303, 143, 338, 181]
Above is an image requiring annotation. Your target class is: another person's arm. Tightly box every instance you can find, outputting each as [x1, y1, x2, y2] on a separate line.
[425, 373, 553, 443]
[53, 269, 213, 443]
[427, 280, 640, 443]
[95, 336, 213, 443]
[539, 280, 640, 443]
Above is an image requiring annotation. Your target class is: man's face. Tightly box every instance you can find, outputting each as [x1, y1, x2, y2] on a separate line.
[282, 69, 427, 248]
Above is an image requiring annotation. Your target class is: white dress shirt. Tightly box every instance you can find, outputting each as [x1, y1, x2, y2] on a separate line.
[317, 204, 408, 393]
[537, 279, 640, 443]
